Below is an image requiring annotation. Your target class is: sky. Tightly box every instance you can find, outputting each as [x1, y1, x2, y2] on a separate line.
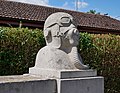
[8, 0, 120, 20]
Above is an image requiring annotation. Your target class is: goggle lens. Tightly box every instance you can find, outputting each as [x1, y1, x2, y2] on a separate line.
[60, 17, 71, 24]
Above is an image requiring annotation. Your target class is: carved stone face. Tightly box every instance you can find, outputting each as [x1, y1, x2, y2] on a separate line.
[60, 23, 79, 47]
[30, 12, 89, 76]
[44, 12, 79, 48]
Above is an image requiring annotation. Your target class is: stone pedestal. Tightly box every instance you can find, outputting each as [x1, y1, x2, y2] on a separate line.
[29, 68, 104, 93]
[57, 76, 104, 93]
[0, 74, 104, 93]
[29, 67, 97, 79]
[0, 75, 56, 93]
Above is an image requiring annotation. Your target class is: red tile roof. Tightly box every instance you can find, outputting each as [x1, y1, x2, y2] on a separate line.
[0, 1, 120, 33]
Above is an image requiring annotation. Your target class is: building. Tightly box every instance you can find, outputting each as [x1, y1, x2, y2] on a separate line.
[0, 1, 120, 34]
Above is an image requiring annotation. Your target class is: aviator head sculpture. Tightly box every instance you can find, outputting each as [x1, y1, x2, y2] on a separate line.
[34, 12, 88, 70]
[43, 12, 79, 50]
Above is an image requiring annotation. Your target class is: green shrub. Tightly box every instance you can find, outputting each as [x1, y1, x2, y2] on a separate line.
[79, 33, 120, 93]
[0, 27, 120, 93]
[0, 27, 45, 75]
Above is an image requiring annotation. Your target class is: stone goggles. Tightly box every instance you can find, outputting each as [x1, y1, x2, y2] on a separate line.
[58, 17, 72, 26]
[45, 16, 74, 29]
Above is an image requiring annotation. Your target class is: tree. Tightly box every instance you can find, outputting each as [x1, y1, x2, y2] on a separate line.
[87, 10, 109, 16]
[87, 10, 96, 14]
[87, 10, 101, 15]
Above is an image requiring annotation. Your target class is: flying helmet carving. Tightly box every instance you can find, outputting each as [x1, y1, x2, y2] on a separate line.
[44, 12, 76, 48]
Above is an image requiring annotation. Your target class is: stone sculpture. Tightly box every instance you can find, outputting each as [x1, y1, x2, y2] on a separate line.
[0, 12, 103, 93]
[36, 12, 88, 70]
[29, 12, 93, 78]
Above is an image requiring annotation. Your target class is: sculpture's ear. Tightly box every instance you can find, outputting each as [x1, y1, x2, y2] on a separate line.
[44, 28, 61, 49]
[44, 28, 52, 44]
[52, 36, 61, 49]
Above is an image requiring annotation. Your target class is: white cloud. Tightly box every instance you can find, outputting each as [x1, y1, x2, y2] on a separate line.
[117, 18, 120, 20]
[7, 0, 49, 6]
[62, 2, 73, 10]
[63, 2, 68, 8]
[60, 1, 88, 11]
[111, 16, 120, 20]
[115, 16, 120, 20]
[54, 2, 73, 11]
[115, 17, 120, 20]
[75, 1, 88, 9]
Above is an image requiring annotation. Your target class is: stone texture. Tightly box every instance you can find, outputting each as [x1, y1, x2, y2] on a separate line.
[0, 75, 104, 93]
[0, 75, 56, 93]
[29, 68, 97, 79]
[57, 76, 104, 93]
[29, 12, 90, 78]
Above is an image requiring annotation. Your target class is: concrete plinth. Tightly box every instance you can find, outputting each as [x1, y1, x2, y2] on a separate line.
[29, 67, 97, 79]
[57, 76, 104, 93]
[0, 75, 104, 93]
[0, 75, 56, 93]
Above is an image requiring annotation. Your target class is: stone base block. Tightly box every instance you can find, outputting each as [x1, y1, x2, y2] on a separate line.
[0, 75, 56, 93]
[57, 76, 104, 93]
[29, 67, 97, 79]
[0, 75, 104, 93]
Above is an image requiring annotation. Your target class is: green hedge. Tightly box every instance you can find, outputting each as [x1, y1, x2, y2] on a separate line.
[79, 33, 120, 93]
[0, 27, 120, 93]
[0, 27, 45, 75]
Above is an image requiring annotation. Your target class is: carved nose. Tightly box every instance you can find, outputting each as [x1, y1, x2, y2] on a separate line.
[73, 29, 79, 34]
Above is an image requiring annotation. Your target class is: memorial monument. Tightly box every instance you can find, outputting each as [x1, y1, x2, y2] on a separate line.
[29, 12, 104, 93]
[0, 12, 104, 93]
[29, 12, 97, 78]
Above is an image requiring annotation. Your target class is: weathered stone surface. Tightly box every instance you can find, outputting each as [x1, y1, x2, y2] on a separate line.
[0, 75, 56, 93]
[29, 12, 90, 78]
[57, 76, 104, 93]
[0, 75, 104, 93]
[29, 68, 97, 79]
[29, 12, 104, 93]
